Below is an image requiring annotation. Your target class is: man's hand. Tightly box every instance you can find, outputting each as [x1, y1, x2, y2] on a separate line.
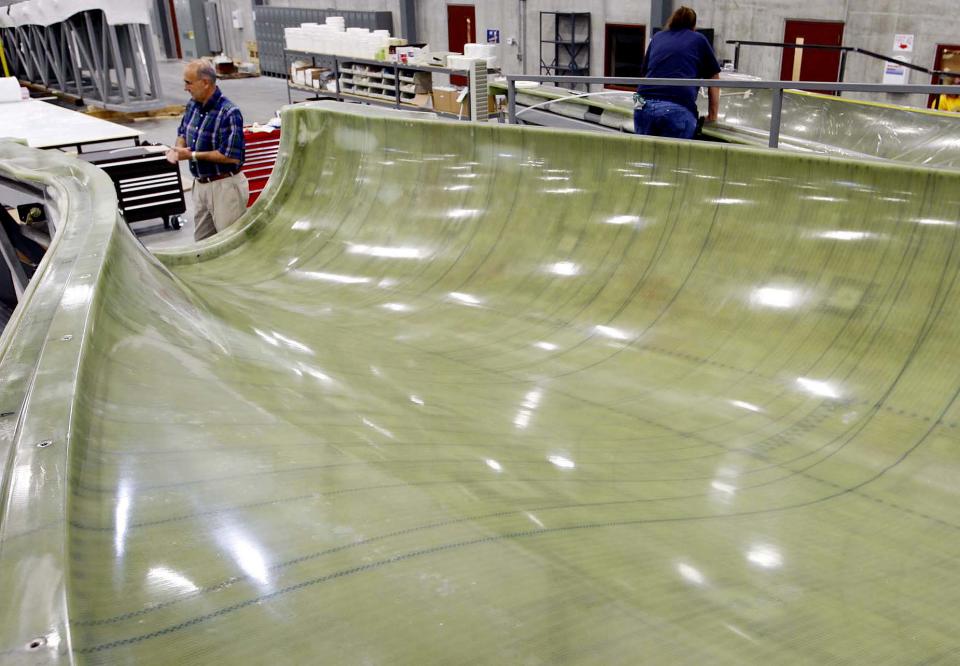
[166, 146, 193, 163]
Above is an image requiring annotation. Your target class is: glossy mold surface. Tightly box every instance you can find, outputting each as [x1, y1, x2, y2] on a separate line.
[2, 108, 960, 663]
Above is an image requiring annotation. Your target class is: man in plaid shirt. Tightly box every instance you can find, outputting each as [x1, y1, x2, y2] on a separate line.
[167, 60, 248, 241]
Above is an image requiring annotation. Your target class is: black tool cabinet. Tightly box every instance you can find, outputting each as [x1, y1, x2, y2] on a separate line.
[77, 146, 186, 229]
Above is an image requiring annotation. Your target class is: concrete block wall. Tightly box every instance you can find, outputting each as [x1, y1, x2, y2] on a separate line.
[208, 0, 953, 108]
[843, 1, 956, 106]
[400, 0, 659, 87]
[698, 0, 845, 76]
[700, 0, 954, 106]
[417, 1, 654, 82]
[211, 0, 401, 64]
[255, 0, 402, 40]
[211, 0, 656, 80]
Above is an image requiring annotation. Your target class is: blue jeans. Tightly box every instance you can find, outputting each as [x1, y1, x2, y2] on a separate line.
[634, 99, 697, 139]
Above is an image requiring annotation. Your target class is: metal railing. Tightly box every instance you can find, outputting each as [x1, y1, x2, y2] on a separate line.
[504, 75, 960, 148]
[727, 40, 953, 91]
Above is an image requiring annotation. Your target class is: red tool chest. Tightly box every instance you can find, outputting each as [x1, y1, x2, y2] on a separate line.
[241, 126, 281, 207]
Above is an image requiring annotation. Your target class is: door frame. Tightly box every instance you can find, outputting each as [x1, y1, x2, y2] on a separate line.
[929, 43, 960, 108]
[780, 18, 845, 92]
[603, 23, 646, 91]
[447, 4, 476, 86]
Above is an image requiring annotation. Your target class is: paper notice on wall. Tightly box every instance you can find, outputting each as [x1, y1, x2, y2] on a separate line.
[893, 34, 914, 53]
[0, 77, 24, 103]
[882, 57, 911, 85]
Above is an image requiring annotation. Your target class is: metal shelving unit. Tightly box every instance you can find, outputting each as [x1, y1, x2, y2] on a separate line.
[338, 62, 424, 105]
[540, 12, 591, 91]
[283, 51, 337, 103]
[283, 51, 495, 120]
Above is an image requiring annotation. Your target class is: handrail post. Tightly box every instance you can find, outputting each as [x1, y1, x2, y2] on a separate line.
[734, 42, 740, 71]
[769, 86, 784, 148]
[393, 63, 401, 108]
[508, 78, 517, 124]
[333, 57, 341, 101]
[837, 51, 847, 96]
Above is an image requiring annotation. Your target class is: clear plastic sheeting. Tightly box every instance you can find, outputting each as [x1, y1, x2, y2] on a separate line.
[494, 81, 638, 135]
[3, 108, 960, 662]
[517, 91, 592, 120]
[713, 88, 960, 169]
[494, 77, 960, 170]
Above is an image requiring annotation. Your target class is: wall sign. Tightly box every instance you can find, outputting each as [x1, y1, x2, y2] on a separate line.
[882, 56, 911, 85]
[893, 34, 914, 53]
[486, 29, 500, 44]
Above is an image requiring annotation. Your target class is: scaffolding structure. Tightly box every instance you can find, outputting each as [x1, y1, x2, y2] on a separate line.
[0, 0, 164, 111]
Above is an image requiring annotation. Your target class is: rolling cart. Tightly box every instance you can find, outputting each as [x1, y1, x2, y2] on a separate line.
[77, 146, 186, 230]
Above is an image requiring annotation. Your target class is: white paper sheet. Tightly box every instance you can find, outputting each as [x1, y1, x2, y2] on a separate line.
[0, 99, 142, 148]
[0, 77, 23, 103]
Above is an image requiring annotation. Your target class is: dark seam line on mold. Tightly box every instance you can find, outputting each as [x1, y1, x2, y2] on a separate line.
[72, 456, 958, 655]
[72, 420, 960, 628]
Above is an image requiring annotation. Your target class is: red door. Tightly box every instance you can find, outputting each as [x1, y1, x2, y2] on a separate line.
[447, 4, 476, 86]
[780, 19, 844, 93]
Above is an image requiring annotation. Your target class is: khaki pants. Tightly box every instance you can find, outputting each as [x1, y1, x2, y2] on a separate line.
[192, 172, 249, 241]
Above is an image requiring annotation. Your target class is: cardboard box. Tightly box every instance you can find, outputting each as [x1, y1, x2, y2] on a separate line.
[431, 89, 500, 115]
[291, 66, 326, 87]
[409, 93, 431, 108]
[413, 71, 433, 94]
[432, 88, 464, 115]
[305, 67, 330, 87]
[290, 62, 312, 85]
[391, 44, 426, 64]
[215, 61, 237, 76]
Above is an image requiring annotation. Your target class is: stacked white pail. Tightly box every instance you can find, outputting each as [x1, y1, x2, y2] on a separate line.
[285, 18, 392, 60]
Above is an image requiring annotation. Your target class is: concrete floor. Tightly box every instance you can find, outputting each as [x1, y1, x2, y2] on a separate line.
[118, 60, 293, 250]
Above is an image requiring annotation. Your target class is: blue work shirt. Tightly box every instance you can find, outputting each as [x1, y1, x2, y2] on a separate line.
[177, 87, 245, 179]
[637, 29, 721, 116]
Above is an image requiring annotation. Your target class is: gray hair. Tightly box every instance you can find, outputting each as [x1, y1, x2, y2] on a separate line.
[187, 59, 217, 83]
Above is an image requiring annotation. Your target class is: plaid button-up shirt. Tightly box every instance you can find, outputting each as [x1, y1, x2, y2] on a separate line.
[177, 87, 245, 179]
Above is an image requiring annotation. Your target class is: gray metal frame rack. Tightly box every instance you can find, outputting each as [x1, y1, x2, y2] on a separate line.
[0, 9, 164, 112]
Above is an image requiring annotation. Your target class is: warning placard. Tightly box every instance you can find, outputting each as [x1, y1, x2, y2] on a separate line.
[893, 34, 914, 53]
